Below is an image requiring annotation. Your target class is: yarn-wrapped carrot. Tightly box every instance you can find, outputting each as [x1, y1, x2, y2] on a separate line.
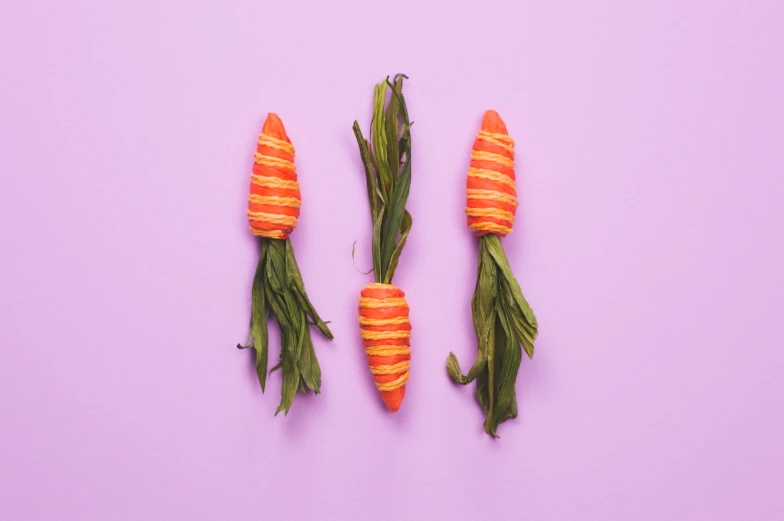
[352, 74, 413, 412]
[446, 110, 538, 437]
[237, 113, 333, 415]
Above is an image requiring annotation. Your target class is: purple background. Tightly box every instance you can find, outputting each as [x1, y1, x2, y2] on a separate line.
[2, 1, 783, 519]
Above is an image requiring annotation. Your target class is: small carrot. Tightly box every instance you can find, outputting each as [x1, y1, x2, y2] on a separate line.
[358, 283, 411, 411]
[447, 110, 538, 437]
[352, 74, 413, 412]
[248, 114, 301, 239]
[465, 111, 518, 237]
[237, 113, 333, 416]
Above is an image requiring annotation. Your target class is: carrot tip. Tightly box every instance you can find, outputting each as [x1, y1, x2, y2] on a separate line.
[481, 110, 508, 135]
[261, 112, 290, 142]
[380, 387, 405, 412]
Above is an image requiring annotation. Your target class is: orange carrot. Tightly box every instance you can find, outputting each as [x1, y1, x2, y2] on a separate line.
[238, 113, 333, 416]
[247, 113, 302, 239]
[466, 110, 517, 237]
[447, 110, 538, 437]
[358, 283, 411, 412]
[352, 74, 414, 412]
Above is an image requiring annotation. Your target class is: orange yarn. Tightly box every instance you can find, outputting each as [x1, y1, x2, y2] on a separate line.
[247, 113, 302, 240]
[358, 283, 411, 412]
[465, 110, 518, 237]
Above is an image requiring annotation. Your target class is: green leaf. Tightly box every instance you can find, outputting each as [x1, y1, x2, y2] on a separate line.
[385, 78, 400, 178]
[484, 234, 538, 335]
[353, 74, 413, 285]
[285, 240, 333, 340]
[488, 296, 522, 436]
[446, 240, 494, 386]
[446, 351, 486, 385]
[275, 319, 299, 416]
[239, 237, 333, 416]
[379, 163, 411, 280]
[447, 234, 538, 437]
[475, 369, 490, 413]
[251, 242, 269, 391]
[297, 314, 321, 393]
[503, 277, 536, 359]
[352, 123, 379, 220]
[392, 211, 413, 278]
[372, 80, 393, 201]
[371, 201, 384, 282]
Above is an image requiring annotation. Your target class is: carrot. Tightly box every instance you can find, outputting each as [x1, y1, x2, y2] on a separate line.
[247, 113, 301, 239]
[466, 110, 518, 236]
[358, 283, 411, 412]
[352, 75, 414, 412]
[447, 110, 539, 437]
[237, 113, 333, 416]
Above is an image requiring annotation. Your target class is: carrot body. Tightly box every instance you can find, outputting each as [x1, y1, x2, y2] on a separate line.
[465, 110, 518, 237]
[358, 283, 411, 412]
[248, 113, 302, 239]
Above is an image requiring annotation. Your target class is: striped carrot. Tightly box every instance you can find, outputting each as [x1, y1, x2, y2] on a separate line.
[447, 110, 539, 437]
[465, 111, 518, 237]
[237, 113, 333, 416]
[352, 74, 413, 412]
[248, 113, 301, 239]
[358, 284, 411, 411]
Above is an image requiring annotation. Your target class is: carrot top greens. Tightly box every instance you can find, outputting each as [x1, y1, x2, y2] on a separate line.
[352, 74, 413, 284]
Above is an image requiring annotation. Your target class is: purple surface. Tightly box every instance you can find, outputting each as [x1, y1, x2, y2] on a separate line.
[2, 1, 783, 519]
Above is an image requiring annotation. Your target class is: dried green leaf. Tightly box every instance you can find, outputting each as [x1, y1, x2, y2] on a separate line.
[352, 123, 379, 219]
[371, 202, 384, 281]
[297, 315, 321, 392]
[475, 369, 489, 413]
[379, 163, 411, 279]
[488, 296, 522, 436]
[385, 79, 400, 178]
[285, 239, 333, 340]
[251, 244, 269, 391]
[372, 80, 393, 201]
[447, 234, 538, 437]
[238, 237, 332, 416]
[485, 234, 538, 340]
[275, 320, 300, 416]
[353, 74, 413, 285]
[385, 210, 412, 284]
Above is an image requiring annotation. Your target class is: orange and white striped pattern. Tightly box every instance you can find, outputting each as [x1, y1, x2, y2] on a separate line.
[247, 113, 302, 240]
[465, 110, 518, 237]
[358, 283, 411, 412]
